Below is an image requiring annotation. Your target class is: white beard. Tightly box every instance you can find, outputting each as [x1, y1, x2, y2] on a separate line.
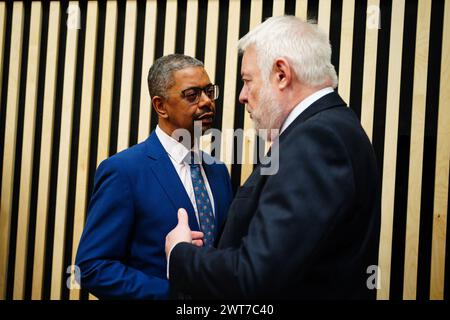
[250, 87, 284, 141]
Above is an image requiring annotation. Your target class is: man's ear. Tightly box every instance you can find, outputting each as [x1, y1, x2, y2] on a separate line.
[152, 96, 168, 118]
[273, 58, 292, 90]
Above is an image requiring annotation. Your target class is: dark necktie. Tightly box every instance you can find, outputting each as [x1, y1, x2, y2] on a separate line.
[189, 152, 215, 247]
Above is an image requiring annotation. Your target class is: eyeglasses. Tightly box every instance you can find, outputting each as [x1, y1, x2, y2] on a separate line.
[181, 84, 219, 104]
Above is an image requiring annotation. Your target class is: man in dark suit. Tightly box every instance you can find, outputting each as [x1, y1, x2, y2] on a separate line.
[165, 16, 381, 299]
[75, 54, 233, 299]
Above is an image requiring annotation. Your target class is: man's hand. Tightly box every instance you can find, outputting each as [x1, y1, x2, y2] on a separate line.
[165, 208, 204, 258]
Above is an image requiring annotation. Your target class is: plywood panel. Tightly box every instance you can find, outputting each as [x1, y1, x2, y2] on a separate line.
[116, 0, 137, 152]
[403, 0, 432, 300]
[295, 0, 308, 21]
[0, 2, 6, 107]
[240, 0, 262, 184]
[318, 0, 331, 36]
[430, 0, 450, 301]
[272, 0, 285, 16]
[360, 0, 380, 141]
[50, 0, 79, 300]
[69, 1, 98, 300]
[138, 0, 157, 143]
[338, 0, 355, 104]
[32, 1, 61, 300]
[0, 2, 24, 300]
[163, 0, 177, 55]
[220, 0, 240, 172]
[96, 1, 117, 165]
[200, 0, 219, 154]
[377, 0, 405, 300]
[13, 2, 42, 300]
[184, 0, 198, 56]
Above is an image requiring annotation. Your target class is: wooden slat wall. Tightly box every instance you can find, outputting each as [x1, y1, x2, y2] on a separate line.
[0, 0, 449, 300]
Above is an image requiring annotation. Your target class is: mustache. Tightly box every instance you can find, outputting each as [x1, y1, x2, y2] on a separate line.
[193, 111, 215, 121]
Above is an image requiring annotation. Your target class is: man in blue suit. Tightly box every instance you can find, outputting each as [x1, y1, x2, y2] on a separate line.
[75, 54, 233, 299]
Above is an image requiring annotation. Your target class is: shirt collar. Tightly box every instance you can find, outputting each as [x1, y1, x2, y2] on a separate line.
[155, 125, 191, 165]
[280, 87, 334, 134]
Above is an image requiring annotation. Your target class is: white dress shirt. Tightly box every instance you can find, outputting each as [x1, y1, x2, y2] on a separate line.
[158, 125, 218, 279]
[155, 125, 215, 225]
[280, 87, 334, 134]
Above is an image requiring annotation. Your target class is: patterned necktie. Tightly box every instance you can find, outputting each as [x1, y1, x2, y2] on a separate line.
[189, 152, 215, 247]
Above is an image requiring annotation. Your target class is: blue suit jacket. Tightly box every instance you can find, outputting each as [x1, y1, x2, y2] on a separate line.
[75, 132, 233, 299]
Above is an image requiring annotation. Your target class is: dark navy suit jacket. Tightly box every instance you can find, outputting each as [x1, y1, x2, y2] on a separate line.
[169, 92, 381, 299]
[75, 132, 233, 299]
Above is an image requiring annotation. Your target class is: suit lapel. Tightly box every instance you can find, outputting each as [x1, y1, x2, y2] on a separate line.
[145, 133, 201, 231]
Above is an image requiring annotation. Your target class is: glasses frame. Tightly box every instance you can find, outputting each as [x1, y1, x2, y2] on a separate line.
[180, 84, 219, 105]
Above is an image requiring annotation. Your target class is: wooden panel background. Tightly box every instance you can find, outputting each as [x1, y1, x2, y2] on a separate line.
[0, 0, 449, 300]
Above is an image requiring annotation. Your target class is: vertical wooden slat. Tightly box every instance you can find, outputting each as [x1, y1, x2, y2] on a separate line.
[199, 0, 219, 154]
[32, 2, 60, 300]
[220, 0, 241, 171]
[296, 0, 308, 21]
[96, 1, 117, 165]
[0, 2, 6, 107]
[138, 0, 157, 143]
[50, 0, 79, 300]
[185, 0, 207, 152]
[184, 0, 198, 56]
[430, 0, 450, 300]
[360, 0, 380, 141]
[203, 0, 219, 87]
[337, 0, 355, 103]
[69, 1, 98, 301]
[163, 0, 177, 55]
[116, 0, 137, 153]
[240, 0, 262, 184]
[377, 0, 405, 300]
[272, 0, 285, 16]
[317, 0, 332, 36]
[13, 2, 42, 300]
[0, 2, 24, 300]
[90, 2, 117, 300]
[403, 0, 432, 300]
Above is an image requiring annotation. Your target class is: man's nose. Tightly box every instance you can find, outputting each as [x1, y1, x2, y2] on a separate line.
[239, 87, 247, 105]
[198, 91, 213, 109]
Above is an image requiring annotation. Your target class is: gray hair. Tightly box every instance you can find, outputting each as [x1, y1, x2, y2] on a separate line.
[147, 54, 204, 99]
[238, 16, 338, 88]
